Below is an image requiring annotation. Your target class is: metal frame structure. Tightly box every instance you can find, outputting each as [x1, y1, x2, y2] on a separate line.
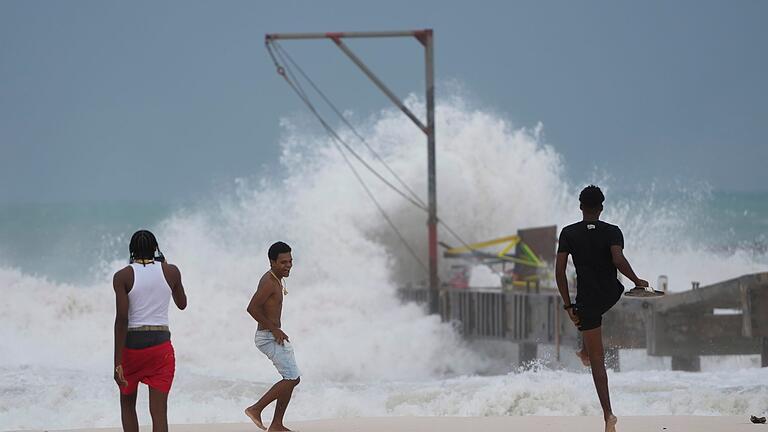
[265, 30, 439, 314]
[443, 235, 546, 268]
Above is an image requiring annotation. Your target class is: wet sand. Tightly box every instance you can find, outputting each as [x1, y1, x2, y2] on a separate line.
[39, 415, 760, 432]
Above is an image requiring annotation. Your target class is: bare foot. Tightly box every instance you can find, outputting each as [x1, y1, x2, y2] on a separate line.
[267, 424, 293, 432]
[605, 414, 617, 432]
[576, 349, 590, 367]
[244, 407, 266, 430]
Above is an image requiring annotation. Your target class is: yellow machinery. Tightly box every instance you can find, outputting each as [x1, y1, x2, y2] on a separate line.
[442, 226, 557, 290]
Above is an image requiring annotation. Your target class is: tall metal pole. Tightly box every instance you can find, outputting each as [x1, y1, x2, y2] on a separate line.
[424, 30, 439, 315]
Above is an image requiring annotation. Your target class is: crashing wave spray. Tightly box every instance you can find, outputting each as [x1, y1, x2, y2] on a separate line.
[1, 94, 766, 429]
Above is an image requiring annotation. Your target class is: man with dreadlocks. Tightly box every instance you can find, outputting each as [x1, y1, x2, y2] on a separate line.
[245, 241, 300, 432]
[555, 185, 648, 432]
[113, 230, 187, 432]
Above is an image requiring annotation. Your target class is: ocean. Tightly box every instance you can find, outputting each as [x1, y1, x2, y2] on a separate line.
[1, 98, 767, 430]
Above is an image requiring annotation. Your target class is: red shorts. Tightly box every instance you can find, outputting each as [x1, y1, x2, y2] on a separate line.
[120, 340, 175, 395]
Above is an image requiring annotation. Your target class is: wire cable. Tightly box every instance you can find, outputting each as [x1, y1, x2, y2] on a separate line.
[334, 141, 429, 273]
[266, 40, 429, 273]
[266, 41, 428, 213]
[272, 41, 427, 209]
[266, 39, 493, 269]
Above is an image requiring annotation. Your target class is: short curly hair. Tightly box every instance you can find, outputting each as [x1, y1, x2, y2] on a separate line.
[268, 241, 292, 261]
[579, 185, 605, 209]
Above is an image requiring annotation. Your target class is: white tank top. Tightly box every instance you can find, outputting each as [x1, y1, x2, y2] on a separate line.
[127, 262, 171, 328]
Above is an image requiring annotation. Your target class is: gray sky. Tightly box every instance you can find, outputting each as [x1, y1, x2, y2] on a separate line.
[1, 0, 766, 203]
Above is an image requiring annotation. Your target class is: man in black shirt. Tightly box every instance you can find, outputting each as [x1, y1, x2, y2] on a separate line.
[555, 185, 648, 432]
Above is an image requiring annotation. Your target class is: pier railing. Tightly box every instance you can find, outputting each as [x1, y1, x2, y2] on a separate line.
[400, 286, 578, 343]
[399, 272, 768, 371]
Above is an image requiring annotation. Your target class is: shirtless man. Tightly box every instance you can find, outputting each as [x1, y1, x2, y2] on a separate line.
[555, 185, 648, 432]
[244, 241, 300, 432]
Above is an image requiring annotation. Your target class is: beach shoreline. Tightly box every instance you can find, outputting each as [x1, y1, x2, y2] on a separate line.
[33, 415, 761, 432]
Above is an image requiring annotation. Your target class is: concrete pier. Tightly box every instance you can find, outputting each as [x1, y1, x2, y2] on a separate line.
[399, 272, 768, 369]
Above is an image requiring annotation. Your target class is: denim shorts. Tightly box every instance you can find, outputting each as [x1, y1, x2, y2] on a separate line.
[254, 330, 301, 380]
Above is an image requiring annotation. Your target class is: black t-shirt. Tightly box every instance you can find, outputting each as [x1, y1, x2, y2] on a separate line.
[557, 220, 624, 305]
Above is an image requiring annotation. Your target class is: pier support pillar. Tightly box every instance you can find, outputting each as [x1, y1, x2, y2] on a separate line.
[518, 342, 538, 367]
[671, 355, 701, 372]
[605, 346, 620, 372]
[762, 337, 768, 368]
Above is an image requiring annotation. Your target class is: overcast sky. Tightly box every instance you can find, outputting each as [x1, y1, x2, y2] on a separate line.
[1, 0, 766, 203]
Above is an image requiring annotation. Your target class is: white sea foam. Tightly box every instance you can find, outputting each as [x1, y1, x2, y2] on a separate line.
[1, 95, 766, 429]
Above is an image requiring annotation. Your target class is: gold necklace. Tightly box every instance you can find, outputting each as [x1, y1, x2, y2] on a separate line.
[269, 270, 288, 296]
[134, 258, 154, 265]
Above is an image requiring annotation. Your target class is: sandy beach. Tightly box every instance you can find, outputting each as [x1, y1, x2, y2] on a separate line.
[35, 415, 760, 432]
